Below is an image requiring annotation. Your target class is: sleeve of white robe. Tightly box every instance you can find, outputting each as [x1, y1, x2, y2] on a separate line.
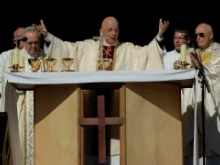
[0, 50, 12, 100]
[114, 38, 164, 70]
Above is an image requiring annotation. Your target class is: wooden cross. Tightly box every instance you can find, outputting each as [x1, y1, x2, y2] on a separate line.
[93, 33, 109, 71]
[80, 93, 123, 164]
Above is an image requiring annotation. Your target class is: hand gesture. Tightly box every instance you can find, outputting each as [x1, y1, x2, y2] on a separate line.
[158, 18, 169, 38]
[32, 20, 48, 38]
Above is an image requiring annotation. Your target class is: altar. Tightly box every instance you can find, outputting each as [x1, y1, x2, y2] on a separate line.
[4, 69, 196, 165]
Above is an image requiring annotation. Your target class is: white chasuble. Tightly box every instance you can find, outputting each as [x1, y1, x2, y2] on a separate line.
[1, 48, 47, 165]
[50, 37, 164, 71]
[182, 42, 220, 158]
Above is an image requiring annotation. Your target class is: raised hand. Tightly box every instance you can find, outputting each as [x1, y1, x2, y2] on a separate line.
[158, 18, 169, 38]
[32, 20, 48, 38]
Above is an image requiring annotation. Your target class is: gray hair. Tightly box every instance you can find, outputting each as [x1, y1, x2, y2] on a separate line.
[22, 26, 41, 39]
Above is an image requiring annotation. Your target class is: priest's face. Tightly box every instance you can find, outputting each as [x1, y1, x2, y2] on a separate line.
[100, 17, 119, 44]
[195, 24, 213, 50]
[173, 32, 190, 51]
[13, 27, 25, 49]
[24, 31, 41, 56]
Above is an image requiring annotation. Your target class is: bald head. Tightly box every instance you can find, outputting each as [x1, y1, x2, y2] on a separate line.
[13, 27, 25, 49]
[101, 16, 119, 29]
[196, 23, 213, 33]
[13, 27, 24, 38]
[100, 16, 119, 44]
[195, 23, 213, 50]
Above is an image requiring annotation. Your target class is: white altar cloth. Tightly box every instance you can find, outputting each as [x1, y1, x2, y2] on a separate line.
[4, 69, 197, 165]
[6, 69, 196, 86]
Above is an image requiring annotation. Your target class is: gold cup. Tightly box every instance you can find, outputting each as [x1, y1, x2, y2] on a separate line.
[62, 58, 74, 72]
[96, 58, 112, 71]
[28, 59, 41, 72]
[44, 58, 57, 72]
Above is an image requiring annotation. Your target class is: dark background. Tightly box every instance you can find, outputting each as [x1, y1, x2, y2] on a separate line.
[0, 2, 219, 164]
[0, 2, 219, 53]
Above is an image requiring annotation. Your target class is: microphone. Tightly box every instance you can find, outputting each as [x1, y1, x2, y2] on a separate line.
[190, 37, 198, 49]
[190, 38, 211, 93]
[13, 37, 27, 48]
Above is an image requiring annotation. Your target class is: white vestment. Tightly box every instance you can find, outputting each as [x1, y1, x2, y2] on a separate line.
[0, 49, 13, 111]
[0, 42, 50, 111]
[163, 48, 193, 70]
[1, 47, 47, 165]
[48, 35, 164, 71]
[163, 49, 180, 70]
[163, 47, 194, 148]
[183, 42, 220, 165]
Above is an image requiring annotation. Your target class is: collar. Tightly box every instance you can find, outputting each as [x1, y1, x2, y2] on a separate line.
[175, 49, 180, 53]
[200, 42, 214, 52]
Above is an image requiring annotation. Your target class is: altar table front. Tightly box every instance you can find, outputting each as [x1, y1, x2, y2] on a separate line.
[4, 69, 196, 165]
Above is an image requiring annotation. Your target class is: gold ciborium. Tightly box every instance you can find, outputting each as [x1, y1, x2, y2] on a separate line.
[28, 59, 41, 72]
[179, 61, 190, 70]
[62, 58, 74, 72]
[44, 58, 57, 72]
[9, 64, 24, 72]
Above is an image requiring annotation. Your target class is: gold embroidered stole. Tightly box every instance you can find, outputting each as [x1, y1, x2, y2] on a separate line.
[199, 51, 212, 64]
[19, 50, 47, 164]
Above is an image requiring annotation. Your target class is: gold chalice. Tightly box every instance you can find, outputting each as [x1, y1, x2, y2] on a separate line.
[44, 58, 57, 72]
[96, 58, 112, 71]
[62, 58, 74, 72]
[28, 59, 41, 72]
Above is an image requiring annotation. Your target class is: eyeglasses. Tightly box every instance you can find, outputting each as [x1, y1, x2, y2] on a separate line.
[195, 32, 211, 38]
[26, 41, 40, 46]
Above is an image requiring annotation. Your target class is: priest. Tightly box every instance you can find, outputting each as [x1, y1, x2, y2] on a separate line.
[1, 26, 48, 164]
[35, 16, 169, 71]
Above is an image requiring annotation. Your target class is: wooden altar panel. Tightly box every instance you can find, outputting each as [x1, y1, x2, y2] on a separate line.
[34, 85, 80, 165]
[125, 82, 183, 165]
